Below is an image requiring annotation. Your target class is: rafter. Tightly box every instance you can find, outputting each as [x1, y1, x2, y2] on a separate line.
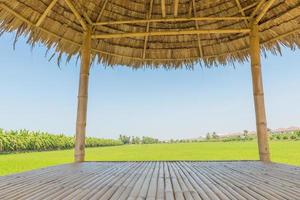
[188, 0, 193, 17]
[93, 0, 109, 33]
[92, 29, 250, 39]
[74, 0, 92, 25]
[242, 2, 258, 12]
[36, 0, 58, 27]
[234, 0, 249, 27]
[142, 0, 154, 59]
[0, 3, 32, 25]
[254, 0, 276, 24]
[81, 10, 93, 25]
[192, 0, 203, 58]
[64, 0, 87, 30]
[94, 16, 249, 26]
[161, 0, 166, 18]
[174, 0, 179, 17]
[250, 0, 266, 18]
[95, 0, 109, 23]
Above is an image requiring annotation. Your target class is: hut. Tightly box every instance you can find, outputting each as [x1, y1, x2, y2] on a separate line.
[0, 0, 300, 199]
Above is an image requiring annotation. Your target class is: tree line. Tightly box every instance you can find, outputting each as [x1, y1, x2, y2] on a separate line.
[119, 135, 160, 144]
[2, 128, 299, 153]
[205, 130, 300, 142]
[0, 129, 123, 152]
[270, 131, 300, 141]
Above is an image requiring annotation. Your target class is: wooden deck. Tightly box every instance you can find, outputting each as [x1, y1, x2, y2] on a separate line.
[0, 161, 300, 200]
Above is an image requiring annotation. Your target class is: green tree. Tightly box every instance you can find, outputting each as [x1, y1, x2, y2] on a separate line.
[276, 135, 281, 140]
[243, 130, 248, 137]
[142, 136, 159, 144]
[0, 129, 122, 152]
[212, 132, 219, 139]
[131, 136, 141, 144]
[290, 135, 296, 140]
[206, 133, 211, 140]
[119, 135, 131, 144]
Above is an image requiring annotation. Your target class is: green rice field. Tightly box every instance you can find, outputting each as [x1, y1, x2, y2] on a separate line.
[1, 140, 300, 176]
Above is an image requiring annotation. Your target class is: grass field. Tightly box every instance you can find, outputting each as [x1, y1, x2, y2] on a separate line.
[1, 140, 300, 176]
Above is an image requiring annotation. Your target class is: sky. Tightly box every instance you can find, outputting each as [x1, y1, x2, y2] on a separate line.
[0, 32, 299, 140]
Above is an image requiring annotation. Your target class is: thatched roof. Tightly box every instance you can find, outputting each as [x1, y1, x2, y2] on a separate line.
[0, 0, 299, 68]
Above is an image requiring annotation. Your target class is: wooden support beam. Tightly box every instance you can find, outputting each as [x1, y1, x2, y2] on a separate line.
[250, 0, 266, 19]
[254, 0, 276, 24]
[72, 2, 93, 26]
[64, 0, 87, 30]
[94, 16, 249, 26]
[234, 0, 249, 27]
[192, 0, 203, 58]
[174, 0, 179, 17]
[92, 29, 250, 39]
[242, 2, 258, 12]
[81, 10, 93, 26]
[234, 0, 245, 16]
[249, 22, 270, 162]
[142, 0, 154, 59]
[0, 3, 32, 24]
[93, 0, 109, 33]
[95, 0, 109, 23]
[74, 26, 92, 163]
[161, 0, 166, 18]
[188, 0, 193, 17]
[36, 0, 58, 27]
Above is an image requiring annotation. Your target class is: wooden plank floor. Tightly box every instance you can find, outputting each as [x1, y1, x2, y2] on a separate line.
[0, 161, 300, 200]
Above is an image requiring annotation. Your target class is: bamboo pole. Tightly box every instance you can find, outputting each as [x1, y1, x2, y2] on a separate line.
[249, 22, 270, 162]
[64, 0, 87, 30]
[92, 28, 250, 39]
[95, 0, 109, 23]
[192, 0, 204, 58]
[254, 0, 276, 24]
[250, 0, 266, 18]
[93, 16, 250, 26]
[74, 26, 91, 162]
[36, 0, 58, 27]
[188, 0, 192, 17]
[234, 0, 249, 27]
[174, 0, 179, 17]
[142, 0, 154, 59]
[161, 0, 166, 18]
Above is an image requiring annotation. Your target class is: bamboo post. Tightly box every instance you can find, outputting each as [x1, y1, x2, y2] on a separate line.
[74, 26, 91, 162]
[249, 22, 271, 162]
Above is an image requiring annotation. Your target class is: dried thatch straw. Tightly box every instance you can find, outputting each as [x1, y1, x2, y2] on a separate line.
[0, 0, 299, 68]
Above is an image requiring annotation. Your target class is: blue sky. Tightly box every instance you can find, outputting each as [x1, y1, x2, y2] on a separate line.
[0, 32, 299, 140]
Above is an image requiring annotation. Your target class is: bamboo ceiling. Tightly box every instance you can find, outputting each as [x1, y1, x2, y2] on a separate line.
[0, 0, 299, 68]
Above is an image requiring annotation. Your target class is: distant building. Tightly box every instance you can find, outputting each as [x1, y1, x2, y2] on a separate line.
[271, 127, 300, 134]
